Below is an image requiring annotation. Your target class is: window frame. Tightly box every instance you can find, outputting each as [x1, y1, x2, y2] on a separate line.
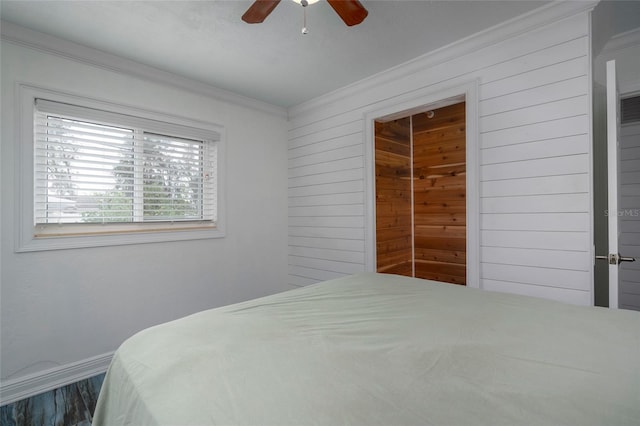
[16, 84, 226, 252]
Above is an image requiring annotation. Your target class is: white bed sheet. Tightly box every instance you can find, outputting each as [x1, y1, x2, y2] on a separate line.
[93, 273, 640, 425]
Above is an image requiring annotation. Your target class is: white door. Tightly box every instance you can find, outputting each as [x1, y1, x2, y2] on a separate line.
[604, 60, 636, 309]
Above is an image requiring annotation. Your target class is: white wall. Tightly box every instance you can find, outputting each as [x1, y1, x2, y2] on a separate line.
[287, 3, 595, 305]
[1, 27, 289, 402]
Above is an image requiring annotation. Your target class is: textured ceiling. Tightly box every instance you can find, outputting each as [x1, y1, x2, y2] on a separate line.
[1, 0, 550, 107]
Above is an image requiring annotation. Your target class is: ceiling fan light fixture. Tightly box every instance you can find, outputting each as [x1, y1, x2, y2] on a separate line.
[242, 0, 368, 27]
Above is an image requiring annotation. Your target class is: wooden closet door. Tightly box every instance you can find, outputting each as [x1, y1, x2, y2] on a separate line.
[412, 103, 466, 285]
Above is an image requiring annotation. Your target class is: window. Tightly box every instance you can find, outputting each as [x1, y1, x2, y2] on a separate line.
[17, 86, 225, 251]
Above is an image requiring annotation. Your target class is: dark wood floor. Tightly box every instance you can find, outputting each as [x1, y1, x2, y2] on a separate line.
[0, 374, 104, 426]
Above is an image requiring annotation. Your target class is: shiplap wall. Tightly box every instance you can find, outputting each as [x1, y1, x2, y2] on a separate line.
[288, 7, 593, 305]
[620, 122, 640, 310]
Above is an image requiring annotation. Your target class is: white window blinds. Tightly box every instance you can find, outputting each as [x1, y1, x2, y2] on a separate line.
[34, 99, 218, 230]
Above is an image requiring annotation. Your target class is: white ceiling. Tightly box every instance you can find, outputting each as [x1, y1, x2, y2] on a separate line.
[0, 0, 551, 108]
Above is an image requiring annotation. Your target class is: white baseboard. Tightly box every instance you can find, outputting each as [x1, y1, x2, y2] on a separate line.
[0, 352, 114, 406]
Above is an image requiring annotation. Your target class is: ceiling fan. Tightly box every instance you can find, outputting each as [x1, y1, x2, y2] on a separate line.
[242, 0, 368, 27]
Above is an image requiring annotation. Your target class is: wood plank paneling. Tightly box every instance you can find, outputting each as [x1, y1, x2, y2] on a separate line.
[288, 167, 363, 187]
[413, 174, 466, 191]
[480, 95, 588, 133]
[375, 118, 413, 277]
[480, 135, 588, 165]
[414, 213, 466, 226]
[414, 235, 465, 251]
[289, 119, 362, 148]
[480, 76, 588, 117]
[380, 262, 413, 276]
[289, 156, 364, 178]
[479, 37, 588, 85]
[288, 226, 364, 240]
[287, 8, 593, 303]
[288, 179, 364, 197]
[482, 246, 590, 271]
[289, 216, 364, 229]
[289, 204, 364, 217]
[482, 263, 591, 291]
[481, 153, 589, 181]
[481, 115, 589, 149]
[415, 247, 466, 264]
[289, 132, 362, 159]
[480, 56, 588, 100]
[288, 265, 346, 284]
[481, 193, 590, 214]
[377, 249, 413, 271]
[289, 143, 363, 169]
[289, 236, 364, 252]
[374, 105, 468, 284]
[413, 103, 466, 284]
[288, 246, 365, 264]
[481, 213, 589, 232]
[415, 261, 466, 285]
[481, 230, 589, 251]
[289, 255, 364, 275]
[289, 191, 364, 207]
[481, 174, 589, 197]
[482, 279, 592, 305]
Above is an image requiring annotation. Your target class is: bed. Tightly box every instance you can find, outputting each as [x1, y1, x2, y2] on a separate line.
[93, 273, 640, 425]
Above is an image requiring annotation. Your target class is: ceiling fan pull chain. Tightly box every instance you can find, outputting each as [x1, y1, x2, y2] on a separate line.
[301, 0, 309, 35]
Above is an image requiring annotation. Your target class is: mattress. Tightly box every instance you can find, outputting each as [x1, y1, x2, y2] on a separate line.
[93, 273, 640, 425]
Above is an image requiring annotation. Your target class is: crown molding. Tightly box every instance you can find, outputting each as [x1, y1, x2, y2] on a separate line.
[0, 20, 287, 119]
[0, 352, 113, 406]
[603, 26, 640, 54]
[595, 26, 640, 93]
[288, 0, 598, 120]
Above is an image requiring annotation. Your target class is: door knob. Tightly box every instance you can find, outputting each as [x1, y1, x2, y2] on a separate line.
[595, 254, 636, 264]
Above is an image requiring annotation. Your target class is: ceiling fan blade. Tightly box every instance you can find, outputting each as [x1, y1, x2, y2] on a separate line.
[242, 0, 281, 24]
[327, 0, 368, 26]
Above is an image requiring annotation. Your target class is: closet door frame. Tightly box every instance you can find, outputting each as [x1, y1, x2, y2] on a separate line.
[364, 80, 480, 288]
